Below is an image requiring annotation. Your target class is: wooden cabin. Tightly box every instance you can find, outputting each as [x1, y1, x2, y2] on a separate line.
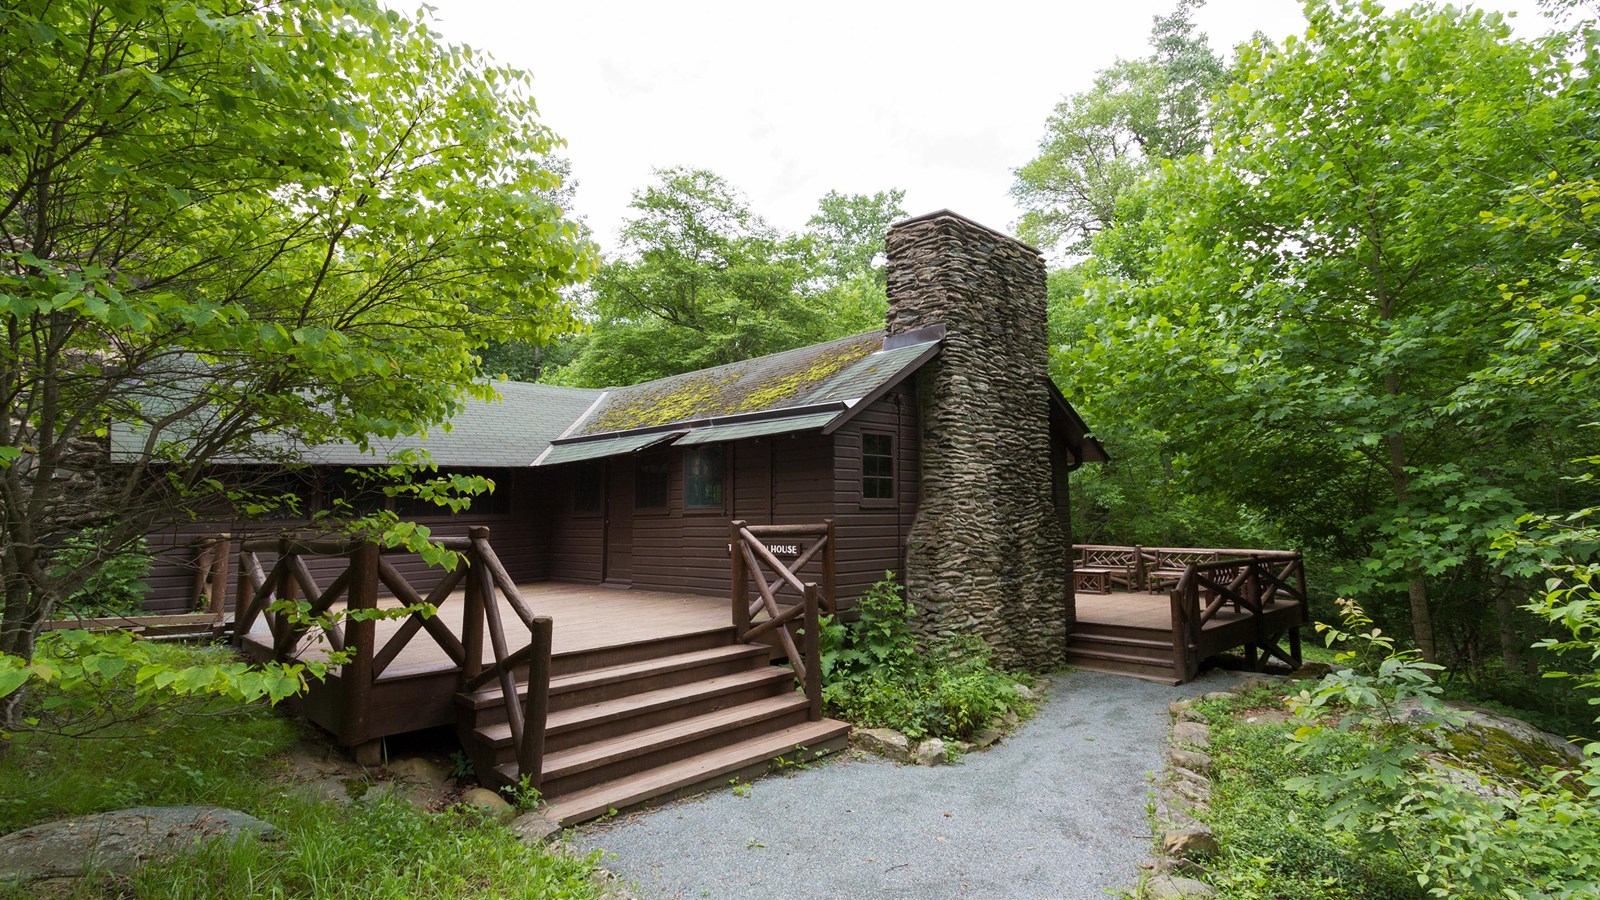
[117, 211, 1305, 823]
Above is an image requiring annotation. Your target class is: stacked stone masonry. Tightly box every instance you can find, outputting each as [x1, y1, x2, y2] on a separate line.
[885, 212, 1072, 671]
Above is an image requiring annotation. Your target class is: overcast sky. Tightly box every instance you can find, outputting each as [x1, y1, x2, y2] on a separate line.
[419, 0, 1556, 251]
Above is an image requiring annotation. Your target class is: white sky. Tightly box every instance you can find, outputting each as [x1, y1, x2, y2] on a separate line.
[419, 0, 1556, 251]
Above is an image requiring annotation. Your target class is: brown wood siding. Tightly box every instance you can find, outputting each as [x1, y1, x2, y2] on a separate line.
[138, 469, 549, 614]
[829, 385, 920, 613]
[545, 467, 604, 584]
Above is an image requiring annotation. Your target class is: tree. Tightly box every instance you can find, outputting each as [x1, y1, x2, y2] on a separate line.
[1063, 1, 1586, 662]
[0, 1, 593, 683]
[548, 168, 823, 386]
[804, 189, 907, 286]
[1011, 0, 1224, 256]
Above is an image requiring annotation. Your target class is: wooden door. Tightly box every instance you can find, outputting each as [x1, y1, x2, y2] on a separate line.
[603, 458, 633, 585]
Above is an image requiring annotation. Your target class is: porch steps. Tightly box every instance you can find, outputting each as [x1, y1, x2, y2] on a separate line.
[455, 628, 849, 825]
[1065, 628, 1182, 685]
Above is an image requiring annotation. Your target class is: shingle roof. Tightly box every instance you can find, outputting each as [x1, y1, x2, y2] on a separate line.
[574, 333, 885, 437]
[289, 381, 603, 467]
[110, 332, 944, 469]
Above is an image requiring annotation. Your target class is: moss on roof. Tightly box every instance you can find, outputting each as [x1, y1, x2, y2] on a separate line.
[579, 333, 882, 435]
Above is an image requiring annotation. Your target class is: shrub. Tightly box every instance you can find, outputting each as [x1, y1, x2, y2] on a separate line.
[49, 530, 153, 617]
[818, 573, 1032, 742]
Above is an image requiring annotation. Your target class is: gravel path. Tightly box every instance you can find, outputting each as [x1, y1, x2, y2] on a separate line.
[575, 669, 1239, 899]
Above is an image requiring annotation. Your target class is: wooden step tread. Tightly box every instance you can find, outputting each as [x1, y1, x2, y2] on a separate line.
[1067, 660, 1182, 685]
[1067, 633, 1175, 651]
[541, 718, 851, 825]
[518, 694, 809, 783]
[472, 668, 793, 748]
[456, 644, 770, 711]
[1065, 645, 1172, 665]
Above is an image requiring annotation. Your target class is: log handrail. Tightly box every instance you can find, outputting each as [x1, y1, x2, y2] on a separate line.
[729, 519, 830, 721]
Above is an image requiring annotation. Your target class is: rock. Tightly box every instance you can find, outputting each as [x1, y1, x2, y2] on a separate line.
[914, 738, 948, 766]
[853, 727, 912, 762]
[1172, 721, 1210, 748]
[387, 757, 450, 787]
[1172, 775, 1211, 807]
[1003, 709, 1021, 728]
[950, 740, 973, 756]
[1160, 826, 1219, 859]
[1144, 874, 1216, 898]
[972, 727, 1004, 749]
[509, 810, 562, 846]
[1167, 748, 1213, 774]
[460, 787, 515, 822]
[1168, 700, 1192, 717]
[1236, 675, 1289, 693]
[1202, 691, 1235, 702]
[0, 806, 277, 884]
[1295, 661, 1336, 678]
[1013, 683, 1037, 702]
[1242, 710, 1291, 726]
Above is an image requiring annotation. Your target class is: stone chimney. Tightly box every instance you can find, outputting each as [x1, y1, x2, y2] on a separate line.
[885, 211, 1070, 671]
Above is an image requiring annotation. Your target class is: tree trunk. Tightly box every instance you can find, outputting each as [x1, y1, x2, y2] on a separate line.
[1384, 383, 1436, 663]
[1493, 575, 1524, 673]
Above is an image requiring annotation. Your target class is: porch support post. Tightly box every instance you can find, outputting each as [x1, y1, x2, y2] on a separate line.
[462, 527, 488, 684]
[343, 539, 379, 753]
[730, 520, 750, 637]
[822, 518, 837, 615]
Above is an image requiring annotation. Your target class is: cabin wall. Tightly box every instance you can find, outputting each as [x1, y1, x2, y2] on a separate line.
[829, 385, 921, 612]
[539, 432, 836, 596]
[137, 468, 547, 614]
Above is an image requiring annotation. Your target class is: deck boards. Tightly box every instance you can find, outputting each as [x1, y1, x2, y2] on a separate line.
[240, 581, 730, 676]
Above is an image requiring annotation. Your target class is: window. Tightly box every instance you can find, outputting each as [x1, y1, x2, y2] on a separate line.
[636, 456, 670, 509]
[573, 464, 601, 514]
[862, 432, 895, 502]
[684, 446, 725, 509]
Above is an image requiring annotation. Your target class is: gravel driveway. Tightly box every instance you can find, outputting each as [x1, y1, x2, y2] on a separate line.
[575, 669, 1235, 899]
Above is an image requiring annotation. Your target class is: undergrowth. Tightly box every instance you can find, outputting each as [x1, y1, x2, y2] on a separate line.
[1187, 687, 1424, 900]
[818, 572, 1033, 742]
[0, 640, 601, 899]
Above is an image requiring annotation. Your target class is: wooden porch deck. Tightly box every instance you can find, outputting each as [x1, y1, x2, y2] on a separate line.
[241, 581, 732, 683]
[1070, 589, 1308, 685]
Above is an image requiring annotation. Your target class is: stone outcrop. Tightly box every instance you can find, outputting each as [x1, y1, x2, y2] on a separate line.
[0, 806, 276, 886]
[885, 211, 1071, 671]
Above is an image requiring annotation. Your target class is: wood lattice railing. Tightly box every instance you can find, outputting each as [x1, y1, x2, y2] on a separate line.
[728, 520, 834, 721]
[230, 526, 551, 784]
[1168, 552, 1308, 681]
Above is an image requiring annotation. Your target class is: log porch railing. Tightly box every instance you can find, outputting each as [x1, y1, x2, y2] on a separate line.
[230, 526, 551, 785]
[1168, 552, 1308, 681]
[1074, 544, 1309, 680]
[728, 519, 834, 721]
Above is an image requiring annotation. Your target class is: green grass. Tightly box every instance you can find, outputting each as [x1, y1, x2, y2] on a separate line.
[0, 640, 602, 899]
[1182, 687, 1424, 900]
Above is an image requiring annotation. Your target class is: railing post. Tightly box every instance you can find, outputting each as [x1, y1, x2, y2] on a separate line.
[345, 539, 380, 759]
[1169, 588, 1188, 682]
[208, 534, 231, 619]
[231, 545, 250, 646]
[519, 616, 553, 786]
[730, 520, 750, 638]
[822, 518, 837, 616]
[462, 526, 489, 685]
[803, 582, 822, 721]
[192, 540, 213, 611]
[272, 537, 297, 656]
[1134, 544, 1146, 591]
[1247, 559, 1265, 672]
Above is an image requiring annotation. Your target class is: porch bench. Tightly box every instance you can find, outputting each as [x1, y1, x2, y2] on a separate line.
[1073, 566, 1114, 594]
